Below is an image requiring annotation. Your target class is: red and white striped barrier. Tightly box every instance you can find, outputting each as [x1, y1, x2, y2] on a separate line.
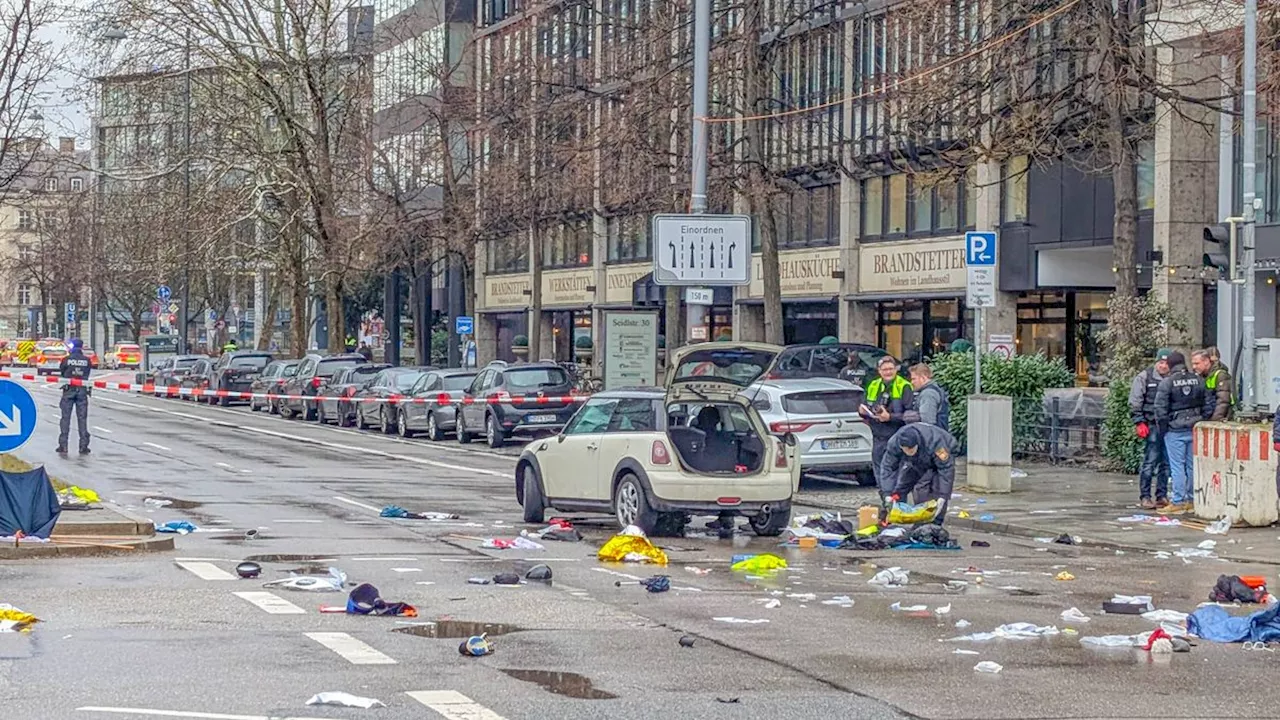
[0, 370, 589, 406]
[1191, 421, 1278, 527]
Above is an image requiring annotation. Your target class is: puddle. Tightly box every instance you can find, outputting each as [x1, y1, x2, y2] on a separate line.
[393, 620, 520, 639]
[213, 534, 276, 543]
[144, 496, 202, 509]
[283, 564, 335, 575]
[499, 669, 617, 700]
[242, 554, 334, 563]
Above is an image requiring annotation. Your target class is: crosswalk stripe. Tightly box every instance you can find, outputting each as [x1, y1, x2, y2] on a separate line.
[175, 561, 235, 581]
[232, 591, 305, 614]
[406, 691, 507, 719]
[78, 707, 335, 720]
[305, 632, 396, 664]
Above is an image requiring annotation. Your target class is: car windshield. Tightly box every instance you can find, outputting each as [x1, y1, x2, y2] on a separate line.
[230, 355, 271, 369]
[506, 367, 569, 390]
[175, 358, 199, 368]
[282, 363, 300, 377]
[318, 359, 361, 377]
[393, 372, 423, 391]
[442, 375, 475, 391]
[119, 345, 140, 352]
[782, 389, 864, 414]
[673, 349, 773, 386]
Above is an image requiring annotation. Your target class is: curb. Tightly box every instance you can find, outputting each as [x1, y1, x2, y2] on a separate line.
[54, 503, 157, 537]
[0, 535, 174, 559]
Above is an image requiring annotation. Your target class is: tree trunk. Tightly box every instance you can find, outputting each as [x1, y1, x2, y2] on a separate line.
[325, 273, 345, 353]
[528, 224, 542, 361]
[664, 286, 683, 353]
[743, 0, 784, 345]
[1101, 0, 1141, 351]
[256, 283, 277, 351]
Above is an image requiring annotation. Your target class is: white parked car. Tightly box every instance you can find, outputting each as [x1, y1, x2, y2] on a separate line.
[743, 378, 875, 485]
[514, 342, 800, 535]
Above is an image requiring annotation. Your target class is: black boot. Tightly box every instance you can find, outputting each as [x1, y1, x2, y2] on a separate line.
[55, 446, 67, 455]
[79, 447, 90, 455]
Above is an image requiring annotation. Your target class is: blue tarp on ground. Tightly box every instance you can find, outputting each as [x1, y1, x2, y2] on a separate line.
[1188, 603, 1280, 643]
[0, 467, 61, 539]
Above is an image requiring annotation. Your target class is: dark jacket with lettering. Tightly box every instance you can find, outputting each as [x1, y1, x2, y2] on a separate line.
[1128, 366, 1165, 424]
[59, 349, 92, 392]
[1154, 362, 1212, 432]
[864, 375, 914, 442]
[878, 422, 958, 506]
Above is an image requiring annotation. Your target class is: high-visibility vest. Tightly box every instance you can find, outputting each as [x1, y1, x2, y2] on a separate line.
[866, 375, 910, 403]
[1206, 368, 1234, 405]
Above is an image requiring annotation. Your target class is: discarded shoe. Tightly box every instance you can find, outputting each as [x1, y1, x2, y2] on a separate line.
[459, 634, 493, 656]
[524, 564, 553, 583]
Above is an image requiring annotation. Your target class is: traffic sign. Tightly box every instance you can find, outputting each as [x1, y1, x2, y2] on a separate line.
[964, 231, 997, 308]
[167, 302, 180, 314]
[455, 316, 474, 335]
[684, 287, 714, 306]
[64, 302, 76, 326]
[988, 333, 1015, 359]
[157, 285, 172, 302]
[0, 380, 37, 453]
[652, 214, 751, 286]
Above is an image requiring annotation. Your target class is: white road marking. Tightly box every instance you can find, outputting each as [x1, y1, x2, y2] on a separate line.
[240, 468, 252, 474]
[78, 707, 337, 720]
[92, 426, 113, 433]
[273, 519, 323, 524]
[94, 395, 509, 477]
[391, 567, 422, 573]
[233, 591, 306, 614]
[305, 632, 396, 664]
[406, 691, 507, 720]
[349, 556, 419, 562]
[215, 462, 233, 469]
[175, 561, 235, 581]
[332, 495, 381, 513]
[143, 441, 171, 451]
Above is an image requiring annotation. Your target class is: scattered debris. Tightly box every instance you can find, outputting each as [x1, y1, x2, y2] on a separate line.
[947, 623, 1060, 642]
[493, 573, 521, 586]
[391, 568, 423, 573]
[467, 577, 491, 585]
[143, 497, 172, 508]
[1103, 595, 1153, 614]
[1054, 534, 1080, 546]
[264, 567, 346, 592]
[891, 602, 928, 612]
[684, 566, 712, 576]
[598, 528, 668, 565]
[716, 697, 741, 704]
[955, 619, 971, 629]
[380, 505, 459, 520]
[713, 617, 769, 624]
[730, 554, 787, 573]
[868, 567, 909, 588]
[527, 519, 583, 542]
[953, 649, 979, 655]
[679, 635, 696, 648]
[1054, 571, 1075, 581]
[0, 604, 39, 633]
[305, 692, 385, 709]
[1204, 517, 1231, 535]
[459, 634, 493, 656]
[525, 564, 553, 583]
[1061, 607, 1091, 624]
[346, 583, 417, 617]
[1197, 540, 1217, 550]
[154, 520, 197, 534]
[970, 540, 990, 548]
[58, 486, 100, 507]
[1142, 609, 1189, 624]
[822, 596, 854, 608]
[973, 661, 1003, 673]
[235, 561, 262, 579]
[762, 598, 781, 609]
[481, 537, 545, 551]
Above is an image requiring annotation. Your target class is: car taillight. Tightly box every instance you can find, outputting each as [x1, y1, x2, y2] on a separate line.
[344, 386, 356, 397]
[775, 440, 789, 468]
[768, 420, 829, 433]
[312, 377, 322, 388]
[436, 392, 451, 406]
[651, 440, 671, 465]
[495, 392, 511, 404]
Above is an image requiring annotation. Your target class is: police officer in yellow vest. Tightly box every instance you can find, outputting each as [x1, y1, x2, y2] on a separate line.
[859, 355, 914, 493]
[1191, 349, 1232, 421]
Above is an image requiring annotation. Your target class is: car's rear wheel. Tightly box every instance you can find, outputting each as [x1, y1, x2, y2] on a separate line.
[486, 413, 506, 448]
[456, 412, 472, 444]
[397, 409, 414, 438]
[426, 412, 443, 441]
[613, 473, 658, 534]
[520, 463, 546, 524]
[748, 503, 791, 537]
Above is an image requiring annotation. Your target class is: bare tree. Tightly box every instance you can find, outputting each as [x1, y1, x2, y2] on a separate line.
[0, 0, 62, 189]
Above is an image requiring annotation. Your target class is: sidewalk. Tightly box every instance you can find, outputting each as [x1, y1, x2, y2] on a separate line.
[799, 460, 1280, 565]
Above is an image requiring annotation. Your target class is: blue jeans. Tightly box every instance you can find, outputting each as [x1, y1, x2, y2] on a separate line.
[1138, 432, 1168, 501]
[1163, 429, 1194, 504]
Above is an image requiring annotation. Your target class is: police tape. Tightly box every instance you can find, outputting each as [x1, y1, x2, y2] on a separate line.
[0, 370, 590, 406]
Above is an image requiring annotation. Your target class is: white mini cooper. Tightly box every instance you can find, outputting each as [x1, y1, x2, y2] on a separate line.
[514, 343, 800, 535]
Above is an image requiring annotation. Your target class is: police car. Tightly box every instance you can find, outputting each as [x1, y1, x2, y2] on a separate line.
[34, 344, 69, 375]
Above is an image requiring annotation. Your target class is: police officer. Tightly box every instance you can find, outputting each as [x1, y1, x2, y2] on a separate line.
[860, 355, 914, 492]
[57, 338, 93, 456]
[904, 362, 950, 430]
[1192, 348, 1233, 421]
[222, 340, 238, 355]
[1154, 351, 1213, 515]
[1128, 348, 1171, 509]
[877, 423, 958, 526]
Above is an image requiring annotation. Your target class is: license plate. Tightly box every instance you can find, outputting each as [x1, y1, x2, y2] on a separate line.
[528, 414, 557, 424]
[820, 438, 861, 450]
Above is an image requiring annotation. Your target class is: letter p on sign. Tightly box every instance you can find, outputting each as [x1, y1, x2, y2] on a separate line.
[965, 231, 997, 267]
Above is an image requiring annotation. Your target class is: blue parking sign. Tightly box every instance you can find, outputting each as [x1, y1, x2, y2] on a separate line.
[965, 231, 997, 266]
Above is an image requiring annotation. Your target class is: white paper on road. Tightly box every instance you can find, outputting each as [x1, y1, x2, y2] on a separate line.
[713, 617, 770, 624]
[306, 691, 385, 709]
[946, 623, 1060, 642]
[974, 661, 1003, 673]
[1061, 607, 1091, 623]
[890, 602, 927, 612]
[1142, 609, 1188, 624]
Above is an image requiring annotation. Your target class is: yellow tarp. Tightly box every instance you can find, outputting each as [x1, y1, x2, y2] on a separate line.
[887, 500, 938, 525]
[598, 534, 668, 565]
[730, 553, 788, 573]
[0, 606, 39, 633]
[63, 486, 100, 504]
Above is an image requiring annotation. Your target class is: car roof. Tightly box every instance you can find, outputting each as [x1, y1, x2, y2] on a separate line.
[436, 368, 477, 376]
[592, 386, 664, 400]
[781, 342, 885, 351]
[750, 377, 861, 392]
[228, 350, 271, 357]
[314, 353, 367, 361]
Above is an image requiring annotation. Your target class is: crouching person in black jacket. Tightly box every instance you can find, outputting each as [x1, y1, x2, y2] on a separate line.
[877, 423, 958, 526]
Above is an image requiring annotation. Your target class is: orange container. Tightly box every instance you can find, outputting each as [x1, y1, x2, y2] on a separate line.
[858, 506, 879, 530]
[796, 536, 818, 549]
[1240, 576, 1268, 589]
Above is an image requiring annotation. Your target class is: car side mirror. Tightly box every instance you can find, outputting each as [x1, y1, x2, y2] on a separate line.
[557, 433, 566, 444]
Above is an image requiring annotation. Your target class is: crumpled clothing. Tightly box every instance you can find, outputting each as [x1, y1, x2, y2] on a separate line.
[263, 567, 347, 592]
[380, 505, 459, 520]
[1209, 575, 1267, 604]
[345, 583, 417, 617]
[868, 567, 909, 587]
[154, 520, 197, 534]
[0, 605, 39, 632]
[59, 486, 100, 505]
[482, 537, 544, 550]
[1188, 603, 1280, 643]
[947, 623, 1060, 642]
[730, 554, 787, 573]
[800, 514, 854, 536]
[598, 531, 668, 565]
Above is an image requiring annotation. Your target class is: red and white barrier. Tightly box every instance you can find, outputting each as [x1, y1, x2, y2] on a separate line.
[0, 370, 589, 407]
[1191, 421, 1279, 527]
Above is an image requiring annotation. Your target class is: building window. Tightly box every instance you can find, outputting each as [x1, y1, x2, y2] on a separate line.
[541, 221, 592, 269]
[1003, 156, 1029, 223]
[964, 165, 978, 229]
[887, 174, 907, 235]
[937, 179, 959, 230]
[70, 177, 83, 192]
[1137, 140, 1155, 211]
[778, 185, 838, 249]
[16, 209, 32, 230]
[488, 234, 528, 274]
[44, 178, 57, 192]
[607, 215, 650, 263]
[862, 177, 883, 236]
[911, 180, 932, 233]
[16, 285, 30, 306]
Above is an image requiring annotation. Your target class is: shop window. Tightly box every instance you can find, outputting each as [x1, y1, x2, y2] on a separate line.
[1136, 140, 1155, 211]
[964, 165, 978, 229]
[937, 179, 958, 230]
[911, 179, 932, 233]
[887, 174, 907, 234]
[1002, 156, 1029, 224]
[862, 176, 883, 236]
[542, 221, 592, 268]
[810, 184, 833, 245]
[488, 234, 528, 274]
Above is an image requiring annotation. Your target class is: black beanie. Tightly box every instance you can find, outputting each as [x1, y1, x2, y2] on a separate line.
[1166, 351, 1186, 368]
[898, 425, 922, 449]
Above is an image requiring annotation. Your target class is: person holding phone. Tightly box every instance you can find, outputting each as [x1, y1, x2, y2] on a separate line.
[860, 355, 913, 492]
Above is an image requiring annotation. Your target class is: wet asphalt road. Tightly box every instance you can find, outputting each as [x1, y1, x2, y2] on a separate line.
[3, 373, 1280, 720]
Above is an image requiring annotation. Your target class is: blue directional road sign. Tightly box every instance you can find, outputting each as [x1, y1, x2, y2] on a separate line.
[965, 231, 997, 266]
[0, 380, 38, 453]
[157, 285, 172, 302]
[65, 302, 76, 327]
[455, 316, 474, 335]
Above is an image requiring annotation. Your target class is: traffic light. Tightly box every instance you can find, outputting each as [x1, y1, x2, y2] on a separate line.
[1203, 217, 1244, 278]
